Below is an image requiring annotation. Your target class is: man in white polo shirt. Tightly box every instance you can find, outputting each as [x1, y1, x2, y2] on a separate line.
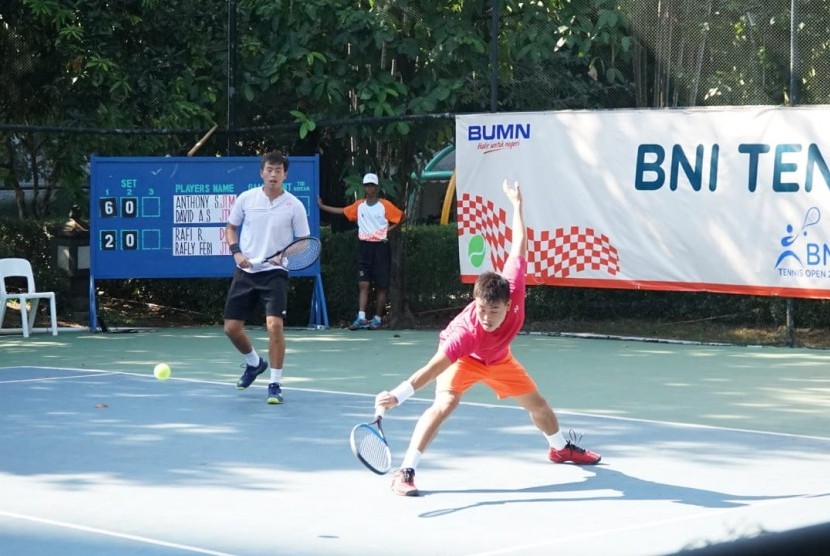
[224, 151, 310, 404]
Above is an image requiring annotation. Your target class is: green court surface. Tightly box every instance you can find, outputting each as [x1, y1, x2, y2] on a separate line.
[1, 327, 829, 555]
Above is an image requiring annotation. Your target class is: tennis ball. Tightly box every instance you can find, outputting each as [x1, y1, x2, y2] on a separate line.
[467, 235, 486, 268]
[153, 363, 171, 381]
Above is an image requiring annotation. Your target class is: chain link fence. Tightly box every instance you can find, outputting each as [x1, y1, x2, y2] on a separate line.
[3, 0, 830, 338]
[3, 1, 827, 172]
[498, 0, 829, 110]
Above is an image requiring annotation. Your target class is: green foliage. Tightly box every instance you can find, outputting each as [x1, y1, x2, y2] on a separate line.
[0, 217, 59, 268]
[401, 224, 468, 314]
[14, 0, 223, 130]
[6, 0, 830, 333]
[617, 0, 830, 107]
[318, 226, 359, 323]
[95, 277, 228, 325]
[6, 220, 830, 332]
[0, 217, 73, 313]
[233, 0, 636, 213]
[3, 0, 227, 219]
[317, 224, 830, 331]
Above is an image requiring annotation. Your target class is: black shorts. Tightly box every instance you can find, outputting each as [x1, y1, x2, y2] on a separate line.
[357, 240, 391, 288]
[223, 267, 289, 321]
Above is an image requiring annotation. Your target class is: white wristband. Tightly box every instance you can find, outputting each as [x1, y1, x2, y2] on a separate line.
[389, 381, 415, 405]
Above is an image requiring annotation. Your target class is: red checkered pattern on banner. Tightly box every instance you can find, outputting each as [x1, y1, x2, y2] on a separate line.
[457, 193, 512, 270]
[527, 226, 620, 278]
[457, 193, 620, 277]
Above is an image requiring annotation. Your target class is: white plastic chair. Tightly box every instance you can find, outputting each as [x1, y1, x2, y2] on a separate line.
[0, 258, 58, 337]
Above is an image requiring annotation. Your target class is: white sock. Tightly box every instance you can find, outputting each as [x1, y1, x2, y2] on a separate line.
[270, 368, 282, 384]
[373, 315, 382, 323]
[546, 431, 567, 450]
[358, 311, 366, 320]
[244, 350, 260, 366]
[401, 448, 422, 470]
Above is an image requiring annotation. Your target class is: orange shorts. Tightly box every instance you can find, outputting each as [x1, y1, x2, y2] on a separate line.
[436, 351, 537, 399]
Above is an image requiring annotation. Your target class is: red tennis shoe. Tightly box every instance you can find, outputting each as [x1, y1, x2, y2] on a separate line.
[391, 468, 420, 497]
[548, 430, 601, 464]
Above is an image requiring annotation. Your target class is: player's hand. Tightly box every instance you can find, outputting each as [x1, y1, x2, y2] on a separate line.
[503, 179, 522, 205]
[375, 390, 400, 410]
[317, 196, 324, 207]
[234, 252, 252, 269]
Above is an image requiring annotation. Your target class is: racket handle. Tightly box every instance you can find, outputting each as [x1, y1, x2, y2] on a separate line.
[374, 405, 386, 419]
[249, 251, 282, 265]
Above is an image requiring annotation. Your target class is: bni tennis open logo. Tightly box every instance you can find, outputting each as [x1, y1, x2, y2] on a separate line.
[775, 206, 822, 273]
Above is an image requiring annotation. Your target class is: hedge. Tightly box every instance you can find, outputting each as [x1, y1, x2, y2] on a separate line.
[2, 217, 828, 330]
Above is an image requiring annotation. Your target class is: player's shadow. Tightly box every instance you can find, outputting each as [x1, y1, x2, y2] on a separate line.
[419, 465, 809, 518]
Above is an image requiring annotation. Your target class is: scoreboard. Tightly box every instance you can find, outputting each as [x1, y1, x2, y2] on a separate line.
[88, 155, 328, 329]
[90, 156, 320, 278]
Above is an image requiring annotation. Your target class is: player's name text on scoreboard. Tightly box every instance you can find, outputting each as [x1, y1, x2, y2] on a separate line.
[174, 194, 236, 224]
[173, 226, 230, 256]
[174, 183, 235, 193]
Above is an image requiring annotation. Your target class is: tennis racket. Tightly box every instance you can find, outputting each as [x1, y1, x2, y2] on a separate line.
[247, 236, 322, 271]
[350, 406, 392, 475]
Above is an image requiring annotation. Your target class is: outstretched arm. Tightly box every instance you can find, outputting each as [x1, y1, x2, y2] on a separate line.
[317, 196, 344, 215]
[375, 350, 453, 410]
[503, 180, 526, 259]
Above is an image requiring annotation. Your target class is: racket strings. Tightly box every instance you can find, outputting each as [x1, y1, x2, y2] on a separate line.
[354, 427, 391, 471]
[280, 239, 321, 270]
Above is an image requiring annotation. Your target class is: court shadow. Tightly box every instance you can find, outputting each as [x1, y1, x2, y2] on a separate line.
[418, 465, 808, 518]
[0, 372, 385, 488]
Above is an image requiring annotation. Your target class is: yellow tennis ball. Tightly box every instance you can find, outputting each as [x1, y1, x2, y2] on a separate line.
[153, 363, 171, 381]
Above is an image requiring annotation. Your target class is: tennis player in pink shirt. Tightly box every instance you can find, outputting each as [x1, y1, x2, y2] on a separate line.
[376, 179, 601, 497]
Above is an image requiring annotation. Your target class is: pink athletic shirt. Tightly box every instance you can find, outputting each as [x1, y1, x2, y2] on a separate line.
[439, 254, 526, 365]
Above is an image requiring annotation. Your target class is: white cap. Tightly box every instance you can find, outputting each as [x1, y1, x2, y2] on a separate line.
[362, 172, 379, 185]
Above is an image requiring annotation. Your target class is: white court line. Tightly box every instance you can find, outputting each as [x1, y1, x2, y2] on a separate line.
[1, 365, 112, 371]
[3, 366, 830, 555]
[0, 509, 235, 556]
[3, 366, 830, 442]
[271, 386, 830, 442]
[0, 372, 120, 385]
[465, 488, 830, 556]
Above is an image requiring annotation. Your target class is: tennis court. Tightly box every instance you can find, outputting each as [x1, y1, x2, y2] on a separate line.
[2, 327, 829, 555]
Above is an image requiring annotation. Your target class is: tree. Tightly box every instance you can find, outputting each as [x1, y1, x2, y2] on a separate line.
[619, 0, 830, 108]
[1, 0, 227, 219]
[1, 0, 69, 218]
[229, 0, 633, 325]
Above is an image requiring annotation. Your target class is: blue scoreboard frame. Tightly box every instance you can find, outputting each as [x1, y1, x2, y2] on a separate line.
[89, 155, 328, 330]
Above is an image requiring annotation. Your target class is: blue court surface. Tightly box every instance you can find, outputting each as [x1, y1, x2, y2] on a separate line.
[1, 329, 830, 555]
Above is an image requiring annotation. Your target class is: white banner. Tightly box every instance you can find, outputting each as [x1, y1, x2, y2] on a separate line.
[456, 106, 830, 299]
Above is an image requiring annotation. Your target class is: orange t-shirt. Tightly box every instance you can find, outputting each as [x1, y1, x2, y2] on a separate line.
[342, 199, 404, 242]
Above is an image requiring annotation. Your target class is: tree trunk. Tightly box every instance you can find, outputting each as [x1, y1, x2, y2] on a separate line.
[687, 0, 714, 106]
[26, 135, 40, 218]
[3, 135, 28, 219]
[385, 134, 418, 330]
[386, 227, 415, 329]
